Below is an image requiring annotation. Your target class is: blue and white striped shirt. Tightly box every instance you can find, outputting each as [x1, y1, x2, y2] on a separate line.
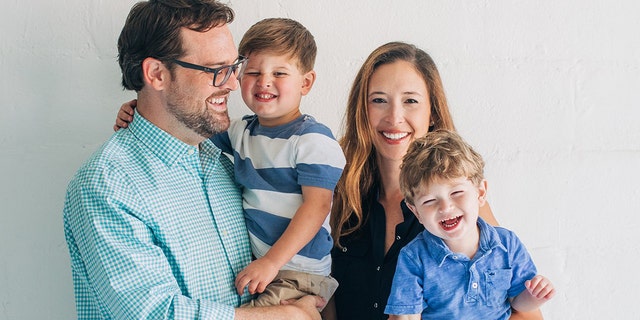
[211, 114, 345, 276]
[63, 111, 252, 319]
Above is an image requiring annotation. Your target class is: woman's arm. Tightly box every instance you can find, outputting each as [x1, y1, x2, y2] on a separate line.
[510, 308, 543, 320]
[320, 296, 337, 320]
[483, 202, 545, 320]
[479, 201, 499, 226]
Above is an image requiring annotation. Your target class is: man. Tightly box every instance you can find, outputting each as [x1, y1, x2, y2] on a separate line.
[63, 0, 321, 319]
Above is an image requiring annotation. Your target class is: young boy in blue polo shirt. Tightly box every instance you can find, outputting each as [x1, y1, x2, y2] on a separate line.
[385, 130, 554, 320]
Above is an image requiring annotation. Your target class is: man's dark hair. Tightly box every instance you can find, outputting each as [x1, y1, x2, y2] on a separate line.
[118, 0, 234, 91]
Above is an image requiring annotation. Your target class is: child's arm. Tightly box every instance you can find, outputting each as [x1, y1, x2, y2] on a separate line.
[234, 185, 333, 295]
[388, 315, 421, 320]
[113, 99, 137, 131]
[510, 275, 555, 312]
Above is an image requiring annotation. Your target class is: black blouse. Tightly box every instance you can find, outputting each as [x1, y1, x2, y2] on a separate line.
[331, 188, 424, 320]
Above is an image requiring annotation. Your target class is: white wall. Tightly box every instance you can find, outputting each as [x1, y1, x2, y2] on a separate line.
[1, 0, 638, 319]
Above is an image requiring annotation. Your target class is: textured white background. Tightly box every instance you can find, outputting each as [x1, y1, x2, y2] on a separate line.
[1, 0, 638, 319]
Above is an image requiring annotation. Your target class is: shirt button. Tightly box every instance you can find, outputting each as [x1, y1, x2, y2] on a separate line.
[472, 282, 478, 289]
[396, 235, 401, 240]
[187, 149, 195, 155]
[342, 247, 348, 252]
[376, 266, 381, 271]
[373, 302, 378, 308]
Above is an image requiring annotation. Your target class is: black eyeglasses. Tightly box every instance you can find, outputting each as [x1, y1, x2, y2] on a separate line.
[172, 55, 248, 87]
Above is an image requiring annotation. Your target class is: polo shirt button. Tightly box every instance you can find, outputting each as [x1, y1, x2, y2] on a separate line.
[472, 282, 478, 289]
[373, 302, 378, 308]
[342, 247, 348, 252]
[396, 235, 401, 240]
[376, 266, 381, 271]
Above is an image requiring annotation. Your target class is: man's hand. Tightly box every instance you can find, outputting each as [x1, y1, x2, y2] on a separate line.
[235, 295, 324, 320]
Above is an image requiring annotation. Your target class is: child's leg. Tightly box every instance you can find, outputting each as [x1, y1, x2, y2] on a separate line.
[241, 270, 338, 310]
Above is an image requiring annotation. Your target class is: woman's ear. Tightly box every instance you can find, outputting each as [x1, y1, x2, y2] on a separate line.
[141, 57, 169, 90]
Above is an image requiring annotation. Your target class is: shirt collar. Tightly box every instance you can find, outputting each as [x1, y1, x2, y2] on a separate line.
[423, 217, 508, 266]
[477, 217, 508, 255]
[127, 110, 220, 166]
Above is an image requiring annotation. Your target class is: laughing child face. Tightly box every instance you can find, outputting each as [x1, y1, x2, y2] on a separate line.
[406, 176, 487, 252]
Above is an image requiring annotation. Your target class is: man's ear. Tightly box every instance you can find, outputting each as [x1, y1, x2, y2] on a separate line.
[141, 57, 169, 90]
[300, 70, 316, 95]
[478, 179, 488, 206]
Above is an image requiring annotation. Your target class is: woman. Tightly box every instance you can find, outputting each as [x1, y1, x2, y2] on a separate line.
[326, 42, 542, 320]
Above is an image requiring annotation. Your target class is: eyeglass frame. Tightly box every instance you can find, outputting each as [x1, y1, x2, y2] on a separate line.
[171, 55, 248, 87]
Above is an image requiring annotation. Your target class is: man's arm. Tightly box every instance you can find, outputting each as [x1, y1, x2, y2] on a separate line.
[64, 167, 237, 319]
[235, 295, 322, 320]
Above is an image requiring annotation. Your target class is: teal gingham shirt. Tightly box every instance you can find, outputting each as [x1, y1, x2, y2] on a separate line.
[63, 111, 252, 319]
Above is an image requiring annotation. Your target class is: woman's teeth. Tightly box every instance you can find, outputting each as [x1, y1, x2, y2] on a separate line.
[382, 132, 409, 140]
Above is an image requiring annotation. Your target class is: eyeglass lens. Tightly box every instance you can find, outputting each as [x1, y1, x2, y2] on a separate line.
[213, 58, 247, 87]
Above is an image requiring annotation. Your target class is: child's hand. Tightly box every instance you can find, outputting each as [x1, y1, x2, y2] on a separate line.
[235, 257, 280, 295]
[524, 275, 555, 301]
[113, 99, 137, 131]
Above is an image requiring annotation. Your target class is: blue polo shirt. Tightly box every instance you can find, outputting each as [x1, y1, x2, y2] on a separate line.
[384, 218, 537, 319]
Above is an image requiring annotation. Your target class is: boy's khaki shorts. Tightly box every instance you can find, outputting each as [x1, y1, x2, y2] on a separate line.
[242, 269, 338, 310]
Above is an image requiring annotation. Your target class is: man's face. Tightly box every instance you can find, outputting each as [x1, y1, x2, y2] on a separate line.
[166, 25, 240, 138]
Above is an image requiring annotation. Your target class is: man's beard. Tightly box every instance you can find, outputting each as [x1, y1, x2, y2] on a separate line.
[166, 83, 231, 138]
[171, 102, 230, 138]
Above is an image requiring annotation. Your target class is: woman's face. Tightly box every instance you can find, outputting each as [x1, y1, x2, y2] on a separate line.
[367, 60, 432, 164]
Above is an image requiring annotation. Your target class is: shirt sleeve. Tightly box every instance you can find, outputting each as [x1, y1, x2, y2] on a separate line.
[63, 164, 235, 320]
[294, 125, 346, 190]
[504, 231, 538, 298]
[384, 246, 425, 315]
[210, 131, 233, 155]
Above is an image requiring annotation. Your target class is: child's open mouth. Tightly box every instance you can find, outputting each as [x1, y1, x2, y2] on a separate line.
[440, 215, 462, 231]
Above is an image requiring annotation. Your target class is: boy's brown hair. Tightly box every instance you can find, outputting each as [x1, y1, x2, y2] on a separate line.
[400, 129, 485, 205]
[238, 18, 316, 72]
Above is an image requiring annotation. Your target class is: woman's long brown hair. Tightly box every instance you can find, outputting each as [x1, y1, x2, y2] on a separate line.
[331, 42, 455, 247]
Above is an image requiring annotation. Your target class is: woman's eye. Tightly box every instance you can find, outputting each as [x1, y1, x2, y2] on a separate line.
[371, 98, 387, 104]
[405, 98, 419, 104]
